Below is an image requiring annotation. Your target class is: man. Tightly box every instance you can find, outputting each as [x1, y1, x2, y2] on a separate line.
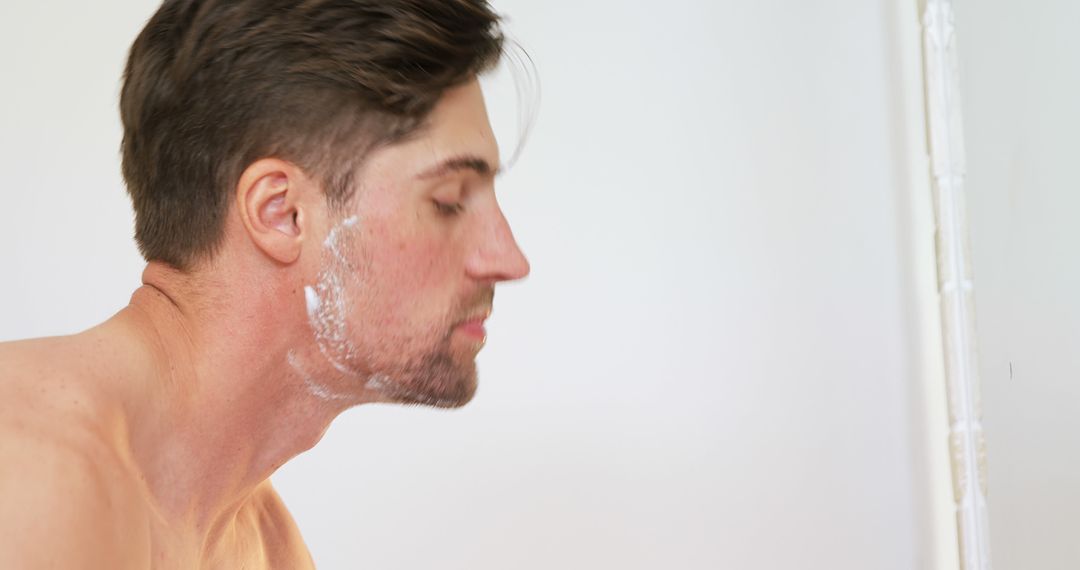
[0, 0, 530, 567]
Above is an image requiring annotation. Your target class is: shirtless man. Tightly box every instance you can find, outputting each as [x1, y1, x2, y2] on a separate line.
[0, 0, 529, 567]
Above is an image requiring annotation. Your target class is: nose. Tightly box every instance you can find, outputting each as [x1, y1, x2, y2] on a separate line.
[465, 201, 530, 283]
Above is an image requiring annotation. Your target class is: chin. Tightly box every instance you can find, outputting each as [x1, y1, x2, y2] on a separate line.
[372, 356, 478, 409]
[394, 378, 476, 409]
[422, 366, 478, 409]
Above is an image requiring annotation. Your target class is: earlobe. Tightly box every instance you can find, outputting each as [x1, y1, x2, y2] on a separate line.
[236, 159, 308, 265]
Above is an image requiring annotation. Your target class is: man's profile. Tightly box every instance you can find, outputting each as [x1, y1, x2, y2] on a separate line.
[0, 0, 530, 567]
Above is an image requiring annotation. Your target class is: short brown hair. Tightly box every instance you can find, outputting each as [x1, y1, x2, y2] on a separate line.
[120, 0, 504, 269]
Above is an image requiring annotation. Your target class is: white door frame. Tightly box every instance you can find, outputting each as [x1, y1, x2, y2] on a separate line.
[919, 1, 992, 568]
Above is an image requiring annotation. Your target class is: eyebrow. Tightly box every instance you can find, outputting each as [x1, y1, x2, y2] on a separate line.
[414, 155, 499, 181]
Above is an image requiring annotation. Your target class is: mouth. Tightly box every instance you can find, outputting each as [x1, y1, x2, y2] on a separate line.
[454, 310, 491, 340]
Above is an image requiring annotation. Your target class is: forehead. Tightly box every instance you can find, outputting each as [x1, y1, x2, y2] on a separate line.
[364, 78, 500, 182]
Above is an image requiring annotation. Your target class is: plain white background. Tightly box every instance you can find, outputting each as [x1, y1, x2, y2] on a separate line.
[0, 1, 973, 568]
[958, 1, 1080, 567]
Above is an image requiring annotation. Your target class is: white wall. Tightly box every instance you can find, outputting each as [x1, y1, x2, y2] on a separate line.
[0, 1, 151, 332]
[957, 2, 1080, 567]
[0, 1, 951, 569]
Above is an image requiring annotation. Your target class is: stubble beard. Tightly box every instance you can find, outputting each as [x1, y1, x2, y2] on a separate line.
[368, 336, 479, 408]
[366, 288, 492, 408]
[370, 287, 493, 408]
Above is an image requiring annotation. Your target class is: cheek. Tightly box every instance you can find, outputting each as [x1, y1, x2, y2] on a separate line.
[359, 235, 461, 327]
[384, 234, 461, 291]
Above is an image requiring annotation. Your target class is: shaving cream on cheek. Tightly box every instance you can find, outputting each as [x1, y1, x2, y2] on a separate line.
[294, 215, 371, 400]
[294, 214, 461, 405]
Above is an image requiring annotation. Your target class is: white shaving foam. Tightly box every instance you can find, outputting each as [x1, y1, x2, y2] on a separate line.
[304, 216, 364, 377]
[295, 214, 443, 405]
[287, 350, 351, 401]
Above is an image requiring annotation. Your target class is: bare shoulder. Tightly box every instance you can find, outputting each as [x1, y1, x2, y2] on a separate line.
[0, 425, 151, 568]
[0, 335, 125, 429]
[0, 336, 96, 413]
[0, 338, 150, 568]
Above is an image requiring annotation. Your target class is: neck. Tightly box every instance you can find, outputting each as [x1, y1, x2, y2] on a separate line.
[112, 260, 355, 533]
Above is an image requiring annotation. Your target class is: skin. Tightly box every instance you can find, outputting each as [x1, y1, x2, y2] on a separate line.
[0, 78, 529, 569]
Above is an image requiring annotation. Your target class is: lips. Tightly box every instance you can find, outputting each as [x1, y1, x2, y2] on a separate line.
[455, 313, 489, 339]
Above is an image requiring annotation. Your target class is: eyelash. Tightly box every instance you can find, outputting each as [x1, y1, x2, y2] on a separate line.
[433, 201, 465, 216]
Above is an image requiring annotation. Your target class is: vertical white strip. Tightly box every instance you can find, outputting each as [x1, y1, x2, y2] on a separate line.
[919, 1, 992, 569]
[889, 0, 961, 566]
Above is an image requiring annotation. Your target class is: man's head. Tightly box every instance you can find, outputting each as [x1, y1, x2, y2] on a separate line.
[121, 0, 506, 269]
[121, 0, 530, 407]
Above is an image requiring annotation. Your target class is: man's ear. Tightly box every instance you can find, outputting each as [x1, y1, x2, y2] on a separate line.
[235, 158, 311, 265]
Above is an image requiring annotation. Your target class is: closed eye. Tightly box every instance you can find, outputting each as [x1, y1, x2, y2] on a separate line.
[433, 200, 465, 216]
